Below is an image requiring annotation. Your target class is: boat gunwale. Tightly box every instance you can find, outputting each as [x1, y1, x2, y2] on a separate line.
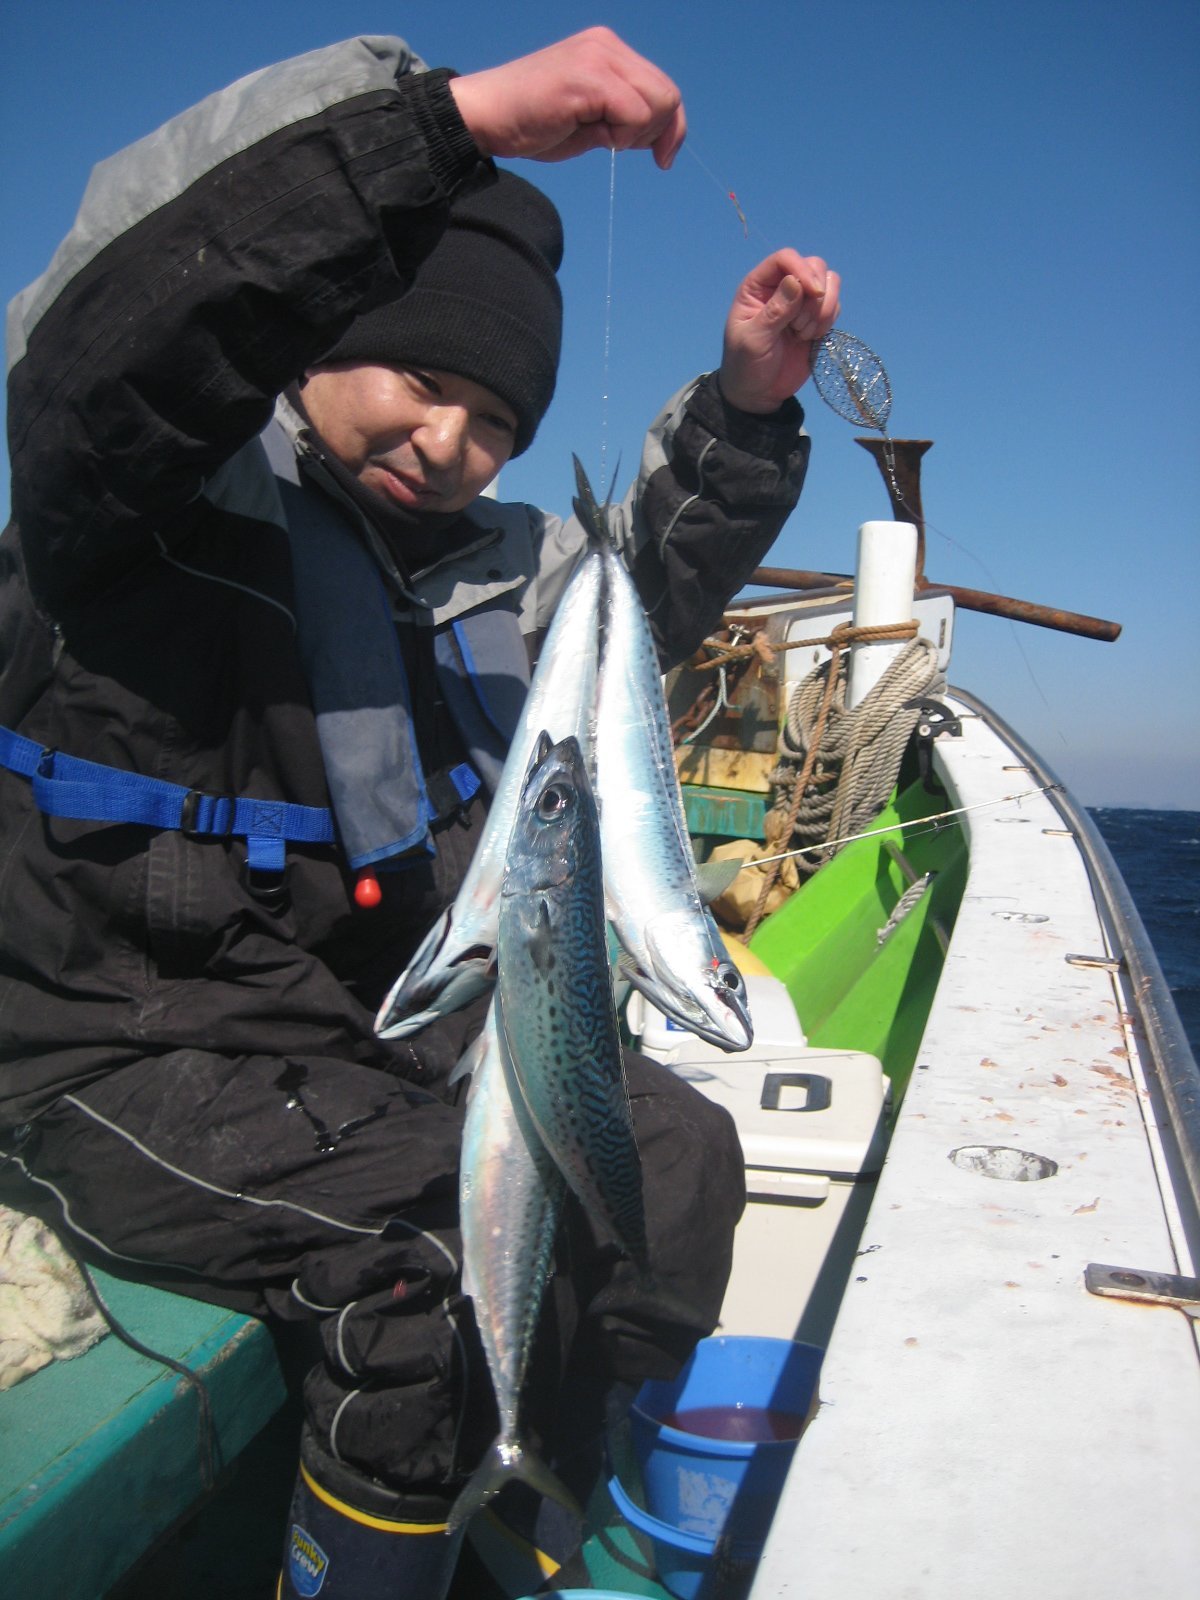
[949, 684, 1200, 1242]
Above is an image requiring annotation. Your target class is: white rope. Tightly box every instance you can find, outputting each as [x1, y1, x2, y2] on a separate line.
[766, 638, 944, 875]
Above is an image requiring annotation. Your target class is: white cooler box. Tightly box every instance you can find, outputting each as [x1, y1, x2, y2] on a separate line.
[631, 980, 889, 1344]
[625, 971, 809, 1062]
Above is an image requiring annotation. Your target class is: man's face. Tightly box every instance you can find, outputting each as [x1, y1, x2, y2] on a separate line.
[299, 362, 518, 514]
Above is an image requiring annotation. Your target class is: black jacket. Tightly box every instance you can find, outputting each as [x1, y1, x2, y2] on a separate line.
[0, 38, 810, 1127]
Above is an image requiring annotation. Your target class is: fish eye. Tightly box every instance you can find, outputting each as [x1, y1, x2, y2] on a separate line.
[717, 965, 743, 993]
[536, 783, 572, 822]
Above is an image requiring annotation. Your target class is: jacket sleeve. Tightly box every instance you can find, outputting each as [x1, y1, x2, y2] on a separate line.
[528, 371, 810, 668]
[6, 37, 487, 610]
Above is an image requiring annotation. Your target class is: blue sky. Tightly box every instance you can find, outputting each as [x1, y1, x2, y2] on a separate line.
[3, 0, 1198, 807]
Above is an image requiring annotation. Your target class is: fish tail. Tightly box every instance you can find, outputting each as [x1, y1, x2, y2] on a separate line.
[446, 1436, 582, 1534]
[571, 455, 618, 549]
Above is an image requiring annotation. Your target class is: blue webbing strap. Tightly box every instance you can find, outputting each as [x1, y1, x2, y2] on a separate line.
[0, 727, 336, 874]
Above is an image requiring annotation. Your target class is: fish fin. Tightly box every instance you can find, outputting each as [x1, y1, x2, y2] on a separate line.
[641, 918, 688, 1003]
[617, 958, 675, 1030]
[614, 948, 647, 983]
[527, 896, 555, 974]
[446, 1437, 581, 1535]
[448, 1027, 489, 1088]
[693, 857, 748, 904]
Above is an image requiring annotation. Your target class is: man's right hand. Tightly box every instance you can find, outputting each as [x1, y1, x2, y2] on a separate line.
[449, 27, 686, 168]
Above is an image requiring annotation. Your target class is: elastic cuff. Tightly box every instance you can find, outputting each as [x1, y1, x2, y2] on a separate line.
[301, 1429, 455, 1527]
[694, 371, 806, 453]
[397, 67, 490, 195]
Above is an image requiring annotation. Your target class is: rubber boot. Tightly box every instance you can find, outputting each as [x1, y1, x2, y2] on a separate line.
[279, 1434, 465, 1599]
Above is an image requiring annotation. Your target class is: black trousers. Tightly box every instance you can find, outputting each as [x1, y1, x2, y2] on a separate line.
[4, 1040, 745, 1493]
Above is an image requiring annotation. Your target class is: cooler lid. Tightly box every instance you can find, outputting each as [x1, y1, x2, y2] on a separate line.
[670, 1045, 889, 1179]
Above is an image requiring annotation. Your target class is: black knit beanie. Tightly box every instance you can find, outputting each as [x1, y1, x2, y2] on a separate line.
[322, 170, 563, 456]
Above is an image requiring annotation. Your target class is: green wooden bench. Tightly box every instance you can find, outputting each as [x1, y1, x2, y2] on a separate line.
[0, 1268, 299, 1599]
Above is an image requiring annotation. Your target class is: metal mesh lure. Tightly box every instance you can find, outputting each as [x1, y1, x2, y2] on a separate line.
[811, 329, 892, 432]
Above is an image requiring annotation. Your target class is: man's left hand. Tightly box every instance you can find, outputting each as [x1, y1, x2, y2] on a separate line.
[718, 250, 841, 413]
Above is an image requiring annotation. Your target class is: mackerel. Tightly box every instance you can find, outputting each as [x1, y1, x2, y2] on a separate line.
[375, 551, 603, 1038]
[572, 459, 752, 1052]
[446, 1001, 575, 1533]
[497, 732, 649, 1270]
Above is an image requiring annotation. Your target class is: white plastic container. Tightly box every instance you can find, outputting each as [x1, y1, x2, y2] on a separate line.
[625, 972, 806, 1066]
[667, 1043, 889, 1343]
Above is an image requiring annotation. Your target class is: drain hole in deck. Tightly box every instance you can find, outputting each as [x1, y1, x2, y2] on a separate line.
[949, 1145, 1058, 1181]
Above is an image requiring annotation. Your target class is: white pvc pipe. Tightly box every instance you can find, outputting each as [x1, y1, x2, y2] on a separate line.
[846, 520, 918, 709]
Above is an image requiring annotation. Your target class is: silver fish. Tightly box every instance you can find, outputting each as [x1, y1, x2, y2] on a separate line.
[375, 551, 603, 1039]
[497, 731, 649, 1270]
[572, 458, 752, 1052]
[447, 1002, 575, 1533]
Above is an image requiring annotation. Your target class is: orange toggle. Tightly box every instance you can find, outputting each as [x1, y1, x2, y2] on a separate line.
[354, 871, 382, 909]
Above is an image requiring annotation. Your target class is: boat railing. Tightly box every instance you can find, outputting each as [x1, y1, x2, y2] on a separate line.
[949, 685, 1200, 1249]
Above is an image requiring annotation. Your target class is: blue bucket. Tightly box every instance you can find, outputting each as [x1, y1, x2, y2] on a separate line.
[615, 1335, 822, 1597]
[607, 1470, 762, 1600]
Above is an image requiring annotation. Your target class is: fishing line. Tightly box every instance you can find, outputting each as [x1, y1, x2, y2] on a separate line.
[600, 146, 617, 499]
[682, 142, 1000, 600]
[743, 783, 1064, 868]
[681, 137, 1068, 746]
[683, 142, 751, 238]
[683, 146, 906, 497]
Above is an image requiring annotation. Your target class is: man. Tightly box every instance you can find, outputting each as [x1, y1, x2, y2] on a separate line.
[0, 28, 838, 1599]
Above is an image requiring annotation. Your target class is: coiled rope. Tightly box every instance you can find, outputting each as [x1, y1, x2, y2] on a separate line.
[743, 625, 944, 938]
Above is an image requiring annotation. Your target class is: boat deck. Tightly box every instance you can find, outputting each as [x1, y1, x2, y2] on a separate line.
[750, 692, 1200, 1597]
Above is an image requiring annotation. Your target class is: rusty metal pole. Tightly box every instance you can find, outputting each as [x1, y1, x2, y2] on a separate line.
[747, 566, 851, 592]
[914, 582, 1122, 640]
[850, 433, 1120, 641]
[855, 438, 933, 580]
[747, 435, 1123, 639]
[743, 566, 1122, 640]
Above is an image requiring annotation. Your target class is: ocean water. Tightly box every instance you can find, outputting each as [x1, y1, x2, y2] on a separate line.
[1088, 808, 1200, 1059]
